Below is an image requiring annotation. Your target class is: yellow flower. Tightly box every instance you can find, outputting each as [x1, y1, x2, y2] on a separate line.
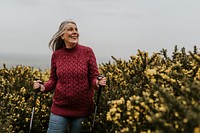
[115, 113, 121, 120]
[117, 107, 122, 112]
[134, 112, 140, 119]
[36, 99, 40, 106]
[129, 116, 133, 120]
[25, 118, 29, 122]
[134, 106, 140, 110]
[174, 112, 179, 117]
[126, 111, 131, 116]
[153, 91, 159, 97]
[159, 106, 167, 112]
[120, 127, 129, 133]
[145, 115, 152, 122]
[145, 68, 157, 76]
[110, 107, 117, 114]
[182, 100, 187, 105]
[150, 78, 156, 83]
[140, 102, 145, 107]
[106, 112, 112, 121]
[20, 87, 26, 94]
[126, 100, 133, 111]
[142, 91, 150, 97]
[194, 127, 200, 133]
[135, 96, 140, 101]
[155, 113, 161, 118]
[149, 99, 154, 104]
[116, 97, 125, 105]
[183, 118, 188, 123]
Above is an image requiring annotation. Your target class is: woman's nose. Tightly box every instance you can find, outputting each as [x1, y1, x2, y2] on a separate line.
[72, 28, 78, 33]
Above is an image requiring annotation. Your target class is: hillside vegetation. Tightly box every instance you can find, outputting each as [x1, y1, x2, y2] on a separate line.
[0, 46, 200, 133]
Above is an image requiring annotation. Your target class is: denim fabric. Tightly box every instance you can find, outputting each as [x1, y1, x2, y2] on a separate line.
[47, 113, 85, 133]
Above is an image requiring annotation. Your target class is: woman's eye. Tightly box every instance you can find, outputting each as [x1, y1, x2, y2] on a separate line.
[67, 27, 78, 32]
[67, 28, 73, 31]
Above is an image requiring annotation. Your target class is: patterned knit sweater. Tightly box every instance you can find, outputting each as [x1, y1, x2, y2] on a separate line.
[44, 44, 99, 117]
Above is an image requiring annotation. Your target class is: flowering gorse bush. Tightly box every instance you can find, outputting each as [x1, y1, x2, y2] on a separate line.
[97, 46, 200, 133]
[0, 65, 52, 132]
[0, 46, 200, 133]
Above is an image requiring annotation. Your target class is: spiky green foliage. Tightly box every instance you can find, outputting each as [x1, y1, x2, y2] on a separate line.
[0, 46, 199, 133]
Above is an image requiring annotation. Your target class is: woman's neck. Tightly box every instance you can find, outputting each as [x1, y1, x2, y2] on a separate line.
[65, 43, 77, 49]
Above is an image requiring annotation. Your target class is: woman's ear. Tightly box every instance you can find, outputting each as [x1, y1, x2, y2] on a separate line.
[61, 34, 64, 39]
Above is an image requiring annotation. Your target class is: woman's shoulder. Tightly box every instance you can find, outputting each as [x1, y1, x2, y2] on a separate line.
[79, 44, 93, 52]
[51, 48, 64, 57]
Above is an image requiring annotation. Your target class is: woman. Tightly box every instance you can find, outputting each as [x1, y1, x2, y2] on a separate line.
[33, 20, 106, 133]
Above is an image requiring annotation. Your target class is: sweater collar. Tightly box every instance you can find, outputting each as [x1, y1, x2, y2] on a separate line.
[63, 44, 79, 52]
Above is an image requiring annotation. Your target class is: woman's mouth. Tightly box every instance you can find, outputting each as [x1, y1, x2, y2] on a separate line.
[70, 36, 78, 39]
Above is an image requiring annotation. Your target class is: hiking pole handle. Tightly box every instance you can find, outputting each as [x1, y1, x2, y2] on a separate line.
[32, 80, 43, 107]
[29, 80, 43, 133]
[96, 85, 102, 107]
[96, 75, 104, 106]
[91, 75, 104, 131]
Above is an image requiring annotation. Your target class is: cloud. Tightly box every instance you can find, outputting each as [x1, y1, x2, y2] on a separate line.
[0, 0, 200, 64]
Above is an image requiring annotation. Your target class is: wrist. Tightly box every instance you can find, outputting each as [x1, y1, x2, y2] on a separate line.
[96, 79, 100, 87]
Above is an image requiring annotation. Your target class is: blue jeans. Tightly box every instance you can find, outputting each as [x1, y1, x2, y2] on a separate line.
[47, 113, 85, 133]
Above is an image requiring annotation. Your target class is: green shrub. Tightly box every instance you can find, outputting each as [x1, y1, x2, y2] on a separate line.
[0, 46, 200, 133]
[97, 46, 200, 133]
[0, 65, 52, 132]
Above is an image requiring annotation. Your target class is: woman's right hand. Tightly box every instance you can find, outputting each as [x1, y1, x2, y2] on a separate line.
[33, 80, 45, 92]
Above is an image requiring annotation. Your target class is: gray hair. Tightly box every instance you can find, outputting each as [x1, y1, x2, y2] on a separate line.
[49, 20, 77, 51]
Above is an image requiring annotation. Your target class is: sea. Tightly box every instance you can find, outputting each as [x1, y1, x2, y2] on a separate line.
[0, 53, 112, 71]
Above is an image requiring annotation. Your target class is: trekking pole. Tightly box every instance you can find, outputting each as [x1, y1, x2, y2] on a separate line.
[29, 81, 42, 133]
[91, 75, 104, 131]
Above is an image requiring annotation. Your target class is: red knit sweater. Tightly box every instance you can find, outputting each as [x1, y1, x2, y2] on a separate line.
[44, 44, 99, 117]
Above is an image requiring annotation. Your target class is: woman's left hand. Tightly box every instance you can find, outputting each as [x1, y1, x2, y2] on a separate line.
[97, 76, 106, 86]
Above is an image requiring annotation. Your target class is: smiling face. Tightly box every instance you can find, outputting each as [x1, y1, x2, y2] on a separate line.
[61, 22, 79, 48]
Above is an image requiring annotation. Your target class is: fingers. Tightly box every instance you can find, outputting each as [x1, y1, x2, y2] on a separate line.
[99, 77, 106, 86]
[97, 75, 106, 86]
[33, 80, 42, 89]
[36, 80, 43, 84]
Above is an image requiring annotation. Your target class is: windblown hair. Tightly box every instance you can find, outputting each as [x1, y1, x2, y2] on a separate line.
[49, 20, 77, 51]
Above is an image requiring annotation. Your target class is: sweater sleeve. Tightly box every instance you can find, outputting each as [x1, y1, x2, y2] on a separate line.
[43, 52, 58, 92]
[88, 48, 99, 90]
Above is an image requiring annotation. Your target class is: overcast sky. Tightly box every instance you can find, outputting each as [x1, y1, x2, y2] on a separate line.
[0, 0, 200, 67]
